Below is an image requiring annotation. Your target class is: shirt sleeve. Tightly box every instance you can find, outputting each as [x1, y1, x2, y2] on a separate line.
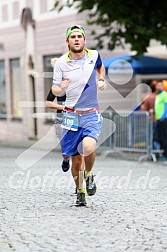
[160, 92, 167, 119]
[52, 60, 63, 86]
[96, 53, 102, 69]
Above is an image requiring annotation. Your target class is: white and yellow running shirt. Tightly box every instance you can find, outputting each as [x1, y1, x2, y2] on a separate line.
[53, 48, 103, 109]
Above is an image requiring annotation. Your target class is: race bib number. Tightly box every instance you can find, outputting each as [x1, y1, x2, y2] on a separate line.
[61, 113, 79, 131]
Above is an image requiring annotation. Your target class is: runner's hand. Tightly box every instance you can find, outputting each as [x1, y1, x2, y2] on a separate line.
[97, 80, 107, 91]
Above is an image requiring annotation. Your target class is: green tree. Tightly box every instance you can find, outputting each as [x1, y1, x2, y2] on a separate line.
[54, 0, 167, 55]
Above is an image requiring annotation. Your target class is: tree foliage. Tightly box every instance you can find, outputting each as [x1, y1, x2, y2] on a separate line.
[54, 0, 167, 55]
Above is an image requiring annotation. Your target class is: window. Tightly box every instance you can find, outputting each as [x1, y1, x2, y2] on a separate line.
[10, 59, 22, 119]
[43, 54, 61, 122]
[40, 0, 47, 13]
[2, 5, 8, 22]
[0, 60, 6, 118]
[26, 0, 33, 8]
[12, 1, 19, 20]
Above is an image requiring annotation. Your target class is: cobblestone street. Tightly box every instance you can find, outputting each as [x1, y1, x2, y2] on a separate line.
[0, 145, 167, 252]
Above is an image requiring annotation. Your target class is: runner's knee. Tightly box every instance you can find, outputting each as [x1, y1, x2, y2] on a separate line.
[83, 139, 96, 156]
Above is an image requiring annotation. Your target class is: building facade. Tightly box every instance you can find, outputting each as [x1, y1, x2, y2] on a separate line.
[0, 0, 127, 141]
[0, 0, 166, 142]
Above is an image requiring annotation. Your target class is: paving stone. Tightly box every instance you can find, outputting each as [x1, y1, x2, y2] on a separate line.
[0, 146, 167, 252]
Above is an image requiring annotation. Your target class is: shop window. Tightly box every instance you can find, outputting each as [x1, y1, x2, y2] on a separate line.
[43, 54, 61, 122]
[10, 59, 22, 119]
[2, 5, 8, 22]
[12, 1, 19, 20]
[0, 60, 6, 118]
[40, 0, 47, 13]
[26, 0, 33, 9]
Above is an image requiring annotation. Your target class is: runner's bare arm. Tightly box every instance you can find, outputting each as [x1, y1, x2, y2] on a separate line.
[96, 64, 107, 91]
[97, 64, 105, 79]
[45, 100, 65, 110]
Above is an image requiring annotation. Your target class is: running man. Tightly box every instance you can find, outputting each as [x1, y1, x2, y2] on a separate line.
[46, 58, 70, 172]
[46, 88, 71, 172]
[52, 25, 106, 206]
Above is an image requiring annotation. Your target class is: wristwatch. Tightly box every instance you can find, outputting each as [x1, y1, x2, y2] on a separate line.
[99, 78, 105, 82]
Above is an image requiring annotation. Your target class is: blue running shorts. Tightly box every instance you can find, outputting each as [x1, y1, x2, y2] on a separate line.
[61, 110, 103, 157]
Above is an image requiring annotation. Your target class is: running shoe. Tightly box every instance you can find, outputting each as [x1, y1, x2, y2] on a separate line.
[61, 159, 70, 172]
[75, 192, 87, 206]
[85, 173, 97, 196]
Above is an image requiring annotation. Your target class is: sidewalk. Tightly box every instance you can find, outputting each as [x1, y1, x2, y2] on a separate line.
[1, 139, 167, 165]
[0, 140, 37, 149]
[0, 139, 61, 152]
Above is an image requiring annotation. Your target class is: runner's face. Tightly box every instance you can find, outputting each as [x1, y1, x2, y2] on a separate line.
[67, 32, 85, 53]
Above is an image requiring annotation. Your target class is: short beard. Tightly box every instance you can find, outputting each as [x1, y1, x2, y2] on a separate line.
[70, 45, 84, 53]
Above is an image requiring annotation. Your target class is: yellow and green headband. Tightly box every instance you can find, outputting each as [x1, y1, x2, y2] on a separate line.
[66, 25, 85, 39]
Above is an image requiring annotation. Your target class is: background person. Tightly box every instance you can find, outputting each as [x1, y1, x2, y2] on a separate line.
[46, 57, 70, 172]
[46, 88, 71, 172]
[141, 82, 160, 151]
[154, 81, 167, 159]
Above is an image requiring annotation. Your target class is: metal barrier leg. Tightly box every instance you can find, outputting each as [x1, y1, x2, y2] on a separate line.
[138, 153, 157, 162]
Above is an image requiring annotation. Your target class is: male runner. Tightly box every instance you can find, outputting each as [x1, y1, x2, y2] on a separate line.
[52, 25, 106, 206]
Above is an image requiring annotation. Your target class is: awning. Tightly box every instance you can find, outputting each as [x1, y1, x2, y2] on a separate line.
[103, 55, 167, 75]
